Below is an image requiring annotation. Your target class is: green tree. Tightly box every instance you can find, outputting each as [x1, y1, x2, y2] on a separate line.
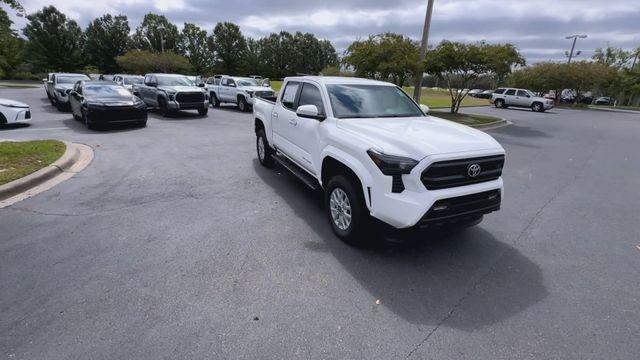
[343, 33, 420, 85]
[116, 50, 190, 74]
[84, 14, 130, 73]
[0, 7, 23, 78]
[423, 40, 525, 113]
[177, 23, 212, 74]
[592, 46, 632, 69]
[23, 6, 85, 72]
[133, 13, 179, 53]
[210, 22, 247, 74]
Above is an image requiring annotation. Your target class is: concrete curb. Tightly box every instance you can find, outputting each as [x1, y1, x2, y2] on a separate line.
[587, 106, 640, 115]
[0, 141, 94, 207]
[472, 118, 511, 131]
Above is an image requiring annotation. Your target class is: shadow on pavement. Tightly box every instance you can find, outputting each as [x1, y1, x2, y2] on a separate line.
[253, 159, 547, 330]
[0, 123, 30, 131]
[62, 118, 146, 134]
[491, 123, 550, 139]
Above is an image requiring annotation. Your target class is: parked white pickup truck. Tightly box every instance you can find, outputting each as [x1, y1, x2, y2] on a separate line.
[253, 76, 506, 245]
[206, 76, 276, 112]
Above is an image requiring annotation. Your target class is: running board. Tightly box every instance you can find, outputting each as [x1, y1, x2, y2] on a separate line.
[273, 154, 320, 190]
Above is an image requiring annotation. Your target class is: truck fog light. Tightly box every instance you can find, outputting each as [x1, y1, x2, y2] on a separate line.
[433, 205, 448, 211]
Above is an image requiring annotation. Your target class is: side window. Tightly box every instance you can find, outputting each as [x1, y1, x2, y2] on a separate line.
[297, 83, 325, 116]
[51, 74, 56, 83]
[505, 89, 516, 96]
[221, 78, 228, 86]
[494, 88, 505, 95]
[76, 82, 82, 95]
[206, 77, 213, 84]
[281, 82, 300, 110]
[228, 79, 236, 87]
[144, 75, 152, 85]
[516, 90, 528, 97]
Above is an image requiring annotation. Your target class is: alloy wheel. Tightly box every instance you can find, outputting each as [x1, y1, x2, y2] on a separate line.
[330, 188, 352, 231]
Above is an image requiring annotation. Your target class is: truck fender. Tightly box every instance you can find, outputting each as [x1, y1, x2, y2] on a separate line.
[254, 113, 273, 146]
[320, 146, 374, 209]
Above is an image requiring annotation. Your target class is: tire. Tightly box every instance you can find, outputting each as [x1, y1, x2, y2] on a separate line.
[256, 129, 274, 167]
[139, 120, 147, 128]
[198, 107, 208, 116]
[56, 100, 66, 112]
[238, 96, 249, 112]
[47, 93, 54, 105]
[82, 109, 94, 130]
[531, 102, 544, 112]
[494, 99, 504, 109]
[210, 93, 220, 108]
[325, 175, 370, 246]
[158, 97, 169, 117]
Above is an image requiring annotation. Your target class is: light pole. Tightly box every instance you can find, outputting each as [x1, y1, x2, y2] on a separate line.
[565, 34, 587, 64]
[413, 0, 435, 102]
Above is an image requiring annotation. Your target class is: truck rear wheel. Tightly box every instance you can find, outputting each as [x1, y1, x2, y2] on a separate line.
[256, 130, 274, 167]
[494, 99, 505, 108]
[325, 175, 370, 247]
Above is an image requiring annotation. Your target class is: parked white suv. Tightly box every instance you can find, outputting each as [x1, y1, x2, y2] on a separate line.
[491, 88, 554, 112]
[253, 76, 505, 245]
[206, 76, 276, 112]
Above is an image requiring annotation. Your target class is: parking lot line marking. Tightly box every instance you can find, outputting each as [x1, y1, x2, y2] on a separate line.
[10, 127, 70, 131]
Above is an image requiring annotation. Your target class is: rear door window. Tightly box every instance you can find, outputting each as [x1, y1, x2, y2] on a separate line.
[281, 82, 301, 110]
[505, 89, 516, 96]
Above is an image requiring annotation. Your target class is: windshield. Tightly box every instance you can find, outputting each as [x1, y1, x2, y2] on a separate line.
[124, 77, 143, 85]
[57, 75, 89, 84]
[156, 75, 195, 86]
[326, 84, 423, 119]
[237, 78, 259, 87]
[84, 85, 132, 97]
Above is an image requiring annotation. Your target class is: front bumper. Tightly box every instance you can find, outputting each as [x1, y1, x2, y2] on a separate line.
[367, 149, 505, 229]
[167, 100, 209, 110]
[87, 106, 147, 124]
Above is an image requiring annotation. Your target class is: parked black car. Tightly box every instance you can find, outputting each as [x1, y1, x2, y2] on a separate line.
[594, 96, 613, 105]
[68, 81, 147, 129]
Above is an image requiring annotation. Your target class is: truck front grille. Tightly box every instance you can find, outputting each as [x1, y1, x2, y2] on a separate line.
[421, 155, 504, 190]
[255, 91, 274, 98]
[176, 92, 204, 103]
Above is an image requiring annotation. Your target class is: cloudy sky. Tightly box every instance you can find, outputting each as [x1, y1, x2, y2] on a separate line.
[4, 0, 640, 63]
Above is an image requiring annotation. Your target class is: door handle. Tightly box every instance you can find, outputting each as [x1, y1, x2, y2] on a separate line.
[288, 118, 297, 126]
[272, 112, 278, 118]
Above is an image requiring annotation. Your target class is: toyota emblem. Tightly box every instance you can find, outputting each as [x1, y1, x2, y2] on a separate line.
[467, 163, 481, 177]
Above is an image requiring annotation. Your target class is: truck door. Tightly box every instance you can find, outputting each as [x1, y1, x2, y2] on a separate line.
[503, 89, 516, 105]
[515, 90, 531, 107]
[272, 81, 301, 161]
[286, 82, 325, 173]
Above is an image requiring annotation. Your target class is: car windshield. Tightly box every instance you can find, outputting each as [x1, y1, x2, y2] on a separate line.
[84, 85, 132, 97]
[124, 77, 143, 85]
[57, 75, 89, 84]
[326, 84, 423, 119]
[525, 90, 536, 97]
[237, 78, 259, 87]
[156, 75, 194, 86]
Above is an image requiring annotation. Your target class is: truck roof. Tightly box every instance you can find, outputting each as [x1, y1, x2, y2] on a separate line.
[285, 76, 395, 87]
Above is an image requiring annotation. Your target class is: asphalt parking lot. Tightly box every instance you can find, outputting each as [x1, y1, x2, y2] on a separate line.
[1, 87, 639, 359]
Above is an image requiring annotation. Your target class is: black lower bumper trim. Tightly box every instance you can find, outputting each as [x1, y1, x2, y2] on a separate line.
[418, 189, 501, 228]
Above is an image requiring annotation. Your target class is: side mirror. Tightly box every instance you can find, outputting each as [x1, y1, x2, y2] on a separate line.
[47, 80, 54, 84]
[65, 89, 72, 95]
[229, 83, 236, 87]
[42, 78, 47, 82]
[296, 104, 324, 120]
[197, 83, 205, 88]
[420, 104, 430, 114]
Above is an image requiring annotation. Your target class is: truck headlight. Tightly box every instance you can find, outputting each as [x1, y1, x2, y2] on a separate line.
[246, 90, 254, 97]
[367, 149, 419, 175]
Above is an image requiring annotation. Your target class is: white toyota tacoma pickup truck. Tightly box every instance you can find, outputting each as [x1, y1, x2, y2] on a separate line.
[254, 76, 505, 245]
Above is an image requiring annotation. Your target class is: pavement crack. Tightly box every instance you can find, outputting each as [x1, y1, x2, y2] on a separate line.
[405, 139, 600, 359]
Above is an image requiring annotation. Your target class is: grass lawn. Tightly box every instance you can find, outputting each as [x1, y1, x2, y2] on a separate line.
[0, 140, 66, 186]
[430, 110, 503, 127]
[0, 83, 41, 89]
[269, 81, 489, 109]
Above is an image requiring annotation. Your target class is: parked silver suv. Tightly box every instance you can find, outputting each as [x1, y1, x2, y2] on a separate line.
[491, 88, 554, 112]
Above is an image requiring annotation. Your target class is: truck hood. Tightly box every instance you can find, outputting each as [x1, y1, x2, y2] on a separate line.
[158, 86, 204, 93]
[239, 85, 275, 93]
[0, 98, 29, 108]
[336, 115, 503, 160]
[54, 84, 74, 91]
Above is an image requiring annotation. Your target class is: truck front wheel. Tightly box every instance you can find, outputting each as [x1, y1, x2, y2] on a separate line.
[238, 96, 250, 112]
[210, 93, 220, 108]
[325, 175, 370, 246]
